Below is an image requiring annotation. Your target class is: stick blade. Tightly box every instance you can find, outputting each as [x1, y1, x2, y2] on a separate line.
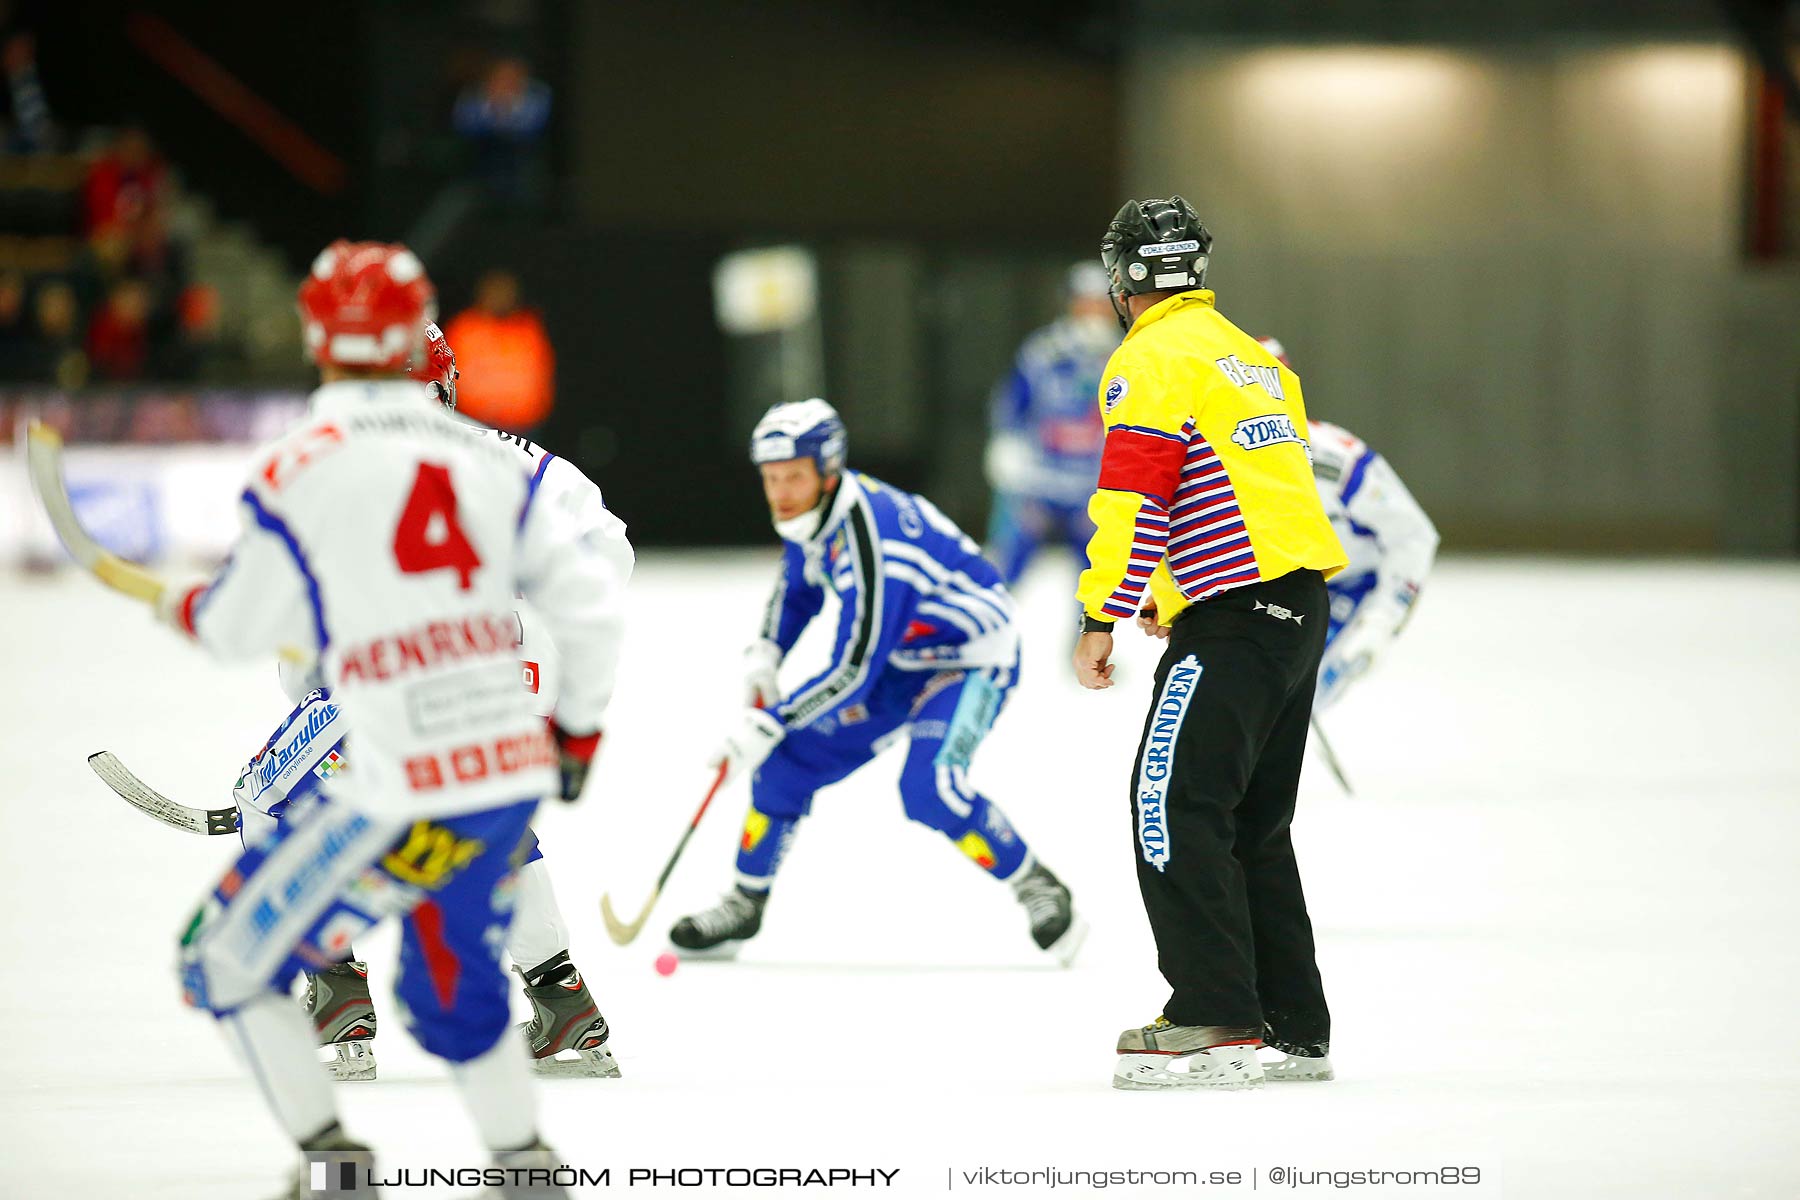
[27, 421, 166, 604]
[88, 750, 238, 835]
[26, 420, 96, 569]
[599, 891, 655, 946]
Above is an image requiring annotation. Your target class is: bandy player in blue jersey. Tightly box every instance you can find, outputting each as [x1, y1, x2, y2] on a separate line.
[667, 399, 1085, 964]
[983, 263, 1120, 586]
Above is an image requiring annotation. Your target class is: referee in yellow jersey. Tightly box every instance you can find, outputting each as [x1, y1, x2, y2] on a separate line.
[1073, 197, 1348, 1091]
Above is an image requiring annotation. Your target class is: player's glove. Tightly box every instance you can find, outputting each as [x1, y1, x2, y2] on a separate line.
[709, 707, 785, 787]
[983, 432, 1034, 493]
[742, 639, 783, 709]
[154, 577, 210, 638]
[549, 722, 602, 802]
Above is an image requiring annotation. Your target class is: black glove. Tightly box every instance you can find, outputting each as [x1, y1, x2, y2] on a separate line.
[549, 722, 601, 802]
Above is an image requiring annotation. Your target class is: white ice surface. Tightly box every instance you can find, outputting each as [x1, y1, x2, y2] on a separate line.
[2, 553, 1798, 1199]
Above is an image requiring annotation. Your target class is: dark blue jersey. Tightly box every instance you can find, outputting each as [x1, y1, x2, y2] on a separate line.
[760, 472, 1019, 732]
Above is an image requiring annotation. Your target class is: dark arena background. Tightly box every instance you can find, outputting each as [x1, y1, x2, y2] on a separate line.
[2, 1, 1797, 1198]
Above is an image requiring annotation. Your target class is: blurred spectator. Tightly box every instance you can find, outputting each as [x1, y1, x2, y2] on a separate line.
[23, 281, 87, 387]
[80, 222, 133, 291]
[156, 283, 222, 380]
[442, 269, 555, 430]
[85, 278, 151, 381]
[452, 57, 551, 210]
[3, 33, 57, 152]
[77, 184, 187, 312]
[83, 125, 166, 237]
[68, 124, 195, 379]
[0, 270, 28, 375]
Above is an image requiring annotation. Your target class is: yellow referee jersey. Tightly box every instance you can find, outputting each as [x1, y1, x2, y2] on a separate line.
[1076, 290, 1345, 627]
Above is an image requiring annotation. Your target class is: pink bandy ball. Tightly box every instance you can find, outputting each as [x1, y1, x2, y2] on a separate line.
[654, 952, 678, 977]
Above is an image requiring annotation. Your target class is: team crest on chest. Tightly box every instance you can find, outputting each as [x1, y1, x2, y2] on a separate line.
[1103, 376, 1129, 413]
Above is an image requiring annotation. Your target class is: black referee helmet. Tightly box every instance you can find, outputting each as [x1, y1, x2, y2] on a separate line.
[1099, 196, 1213, 327]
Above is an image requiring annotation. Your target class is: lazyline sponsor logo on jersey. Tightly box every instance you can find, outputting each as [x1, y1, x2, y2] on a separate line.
[253, 699, 342, 793]
[1230, 414, 1305, 453]
[1136, 655, 1202, 872]
[236, 811, 375, 948]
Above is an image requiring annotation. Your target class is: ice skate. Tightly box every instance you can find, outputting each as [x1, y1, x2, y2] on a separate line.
[477, 1138, 571, 1199]
[1260, 1034, 1334, 1082]
[1012, 861, 1086, 966]
[1112, 1016, 1265, 1090]
[275, 1123, 378, 1198]
[668, 887, 765, 959]
[303, 961, 377, 1082]
[516, 952, 620, 1078]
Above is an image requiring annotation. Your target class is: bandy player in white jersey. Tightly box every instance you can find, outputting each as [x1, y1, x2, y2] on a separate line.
[233, 321, 629, 1085]
[1257, 336, 1439, 711]
[163, 242, 631, 1199]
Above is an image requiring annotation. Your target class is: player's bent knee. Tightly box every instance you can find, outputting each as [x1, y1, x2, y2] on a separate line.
[898, 764, 970, 835]
[748, 777, 811, 821]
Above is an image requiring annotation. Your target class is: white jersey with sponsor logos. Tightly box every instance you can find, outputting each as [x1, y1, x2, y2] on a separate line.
[186, 380, 633, 819]
[273, 425, 627, 721]
[464, 425, 628, 718]
[1307, 419, 1438, 598]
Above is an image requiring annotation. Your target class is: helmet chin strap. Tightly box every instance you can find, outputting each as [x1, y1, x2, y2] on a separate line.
[771, 477, 838, 543]
[772, 510, 821, 543]
[1110, 289, 1132, 331]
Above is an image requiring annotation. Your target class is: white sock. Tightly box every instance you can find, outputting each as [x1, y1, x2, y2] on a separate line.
[451, 1034, 538, 1151]
[223, 991, 338, 1145]
[1007, 852, 1041, 892]
[506, 858, 570, 974]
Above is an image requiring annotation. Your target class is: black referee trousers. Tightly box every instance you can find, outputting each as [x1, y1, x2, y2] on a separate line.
[1127, 567, 1330, 1050]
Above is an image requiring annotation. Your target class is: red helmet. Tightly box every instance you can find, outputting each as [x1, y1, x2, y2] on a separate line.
[296, 240, 437, 371]
[1255, 335, 1293, 370]
[411, 321, 460, 409]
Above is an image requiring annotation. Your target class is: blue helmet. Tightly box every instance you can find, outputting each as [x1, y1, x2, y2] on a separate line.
[750, 398, 847, 479]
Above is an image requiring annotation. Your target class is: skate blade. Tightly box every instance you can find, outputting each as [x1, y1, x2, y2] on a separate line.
[1260, 1051, 1334, 1082]
[530, 1043, 622, 1079]
[1112, 1047, 1264, 1091]
[1045, 915, 1089, 968]
[670, 940, 744, 962]
[321, 1039, 376, 1082]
